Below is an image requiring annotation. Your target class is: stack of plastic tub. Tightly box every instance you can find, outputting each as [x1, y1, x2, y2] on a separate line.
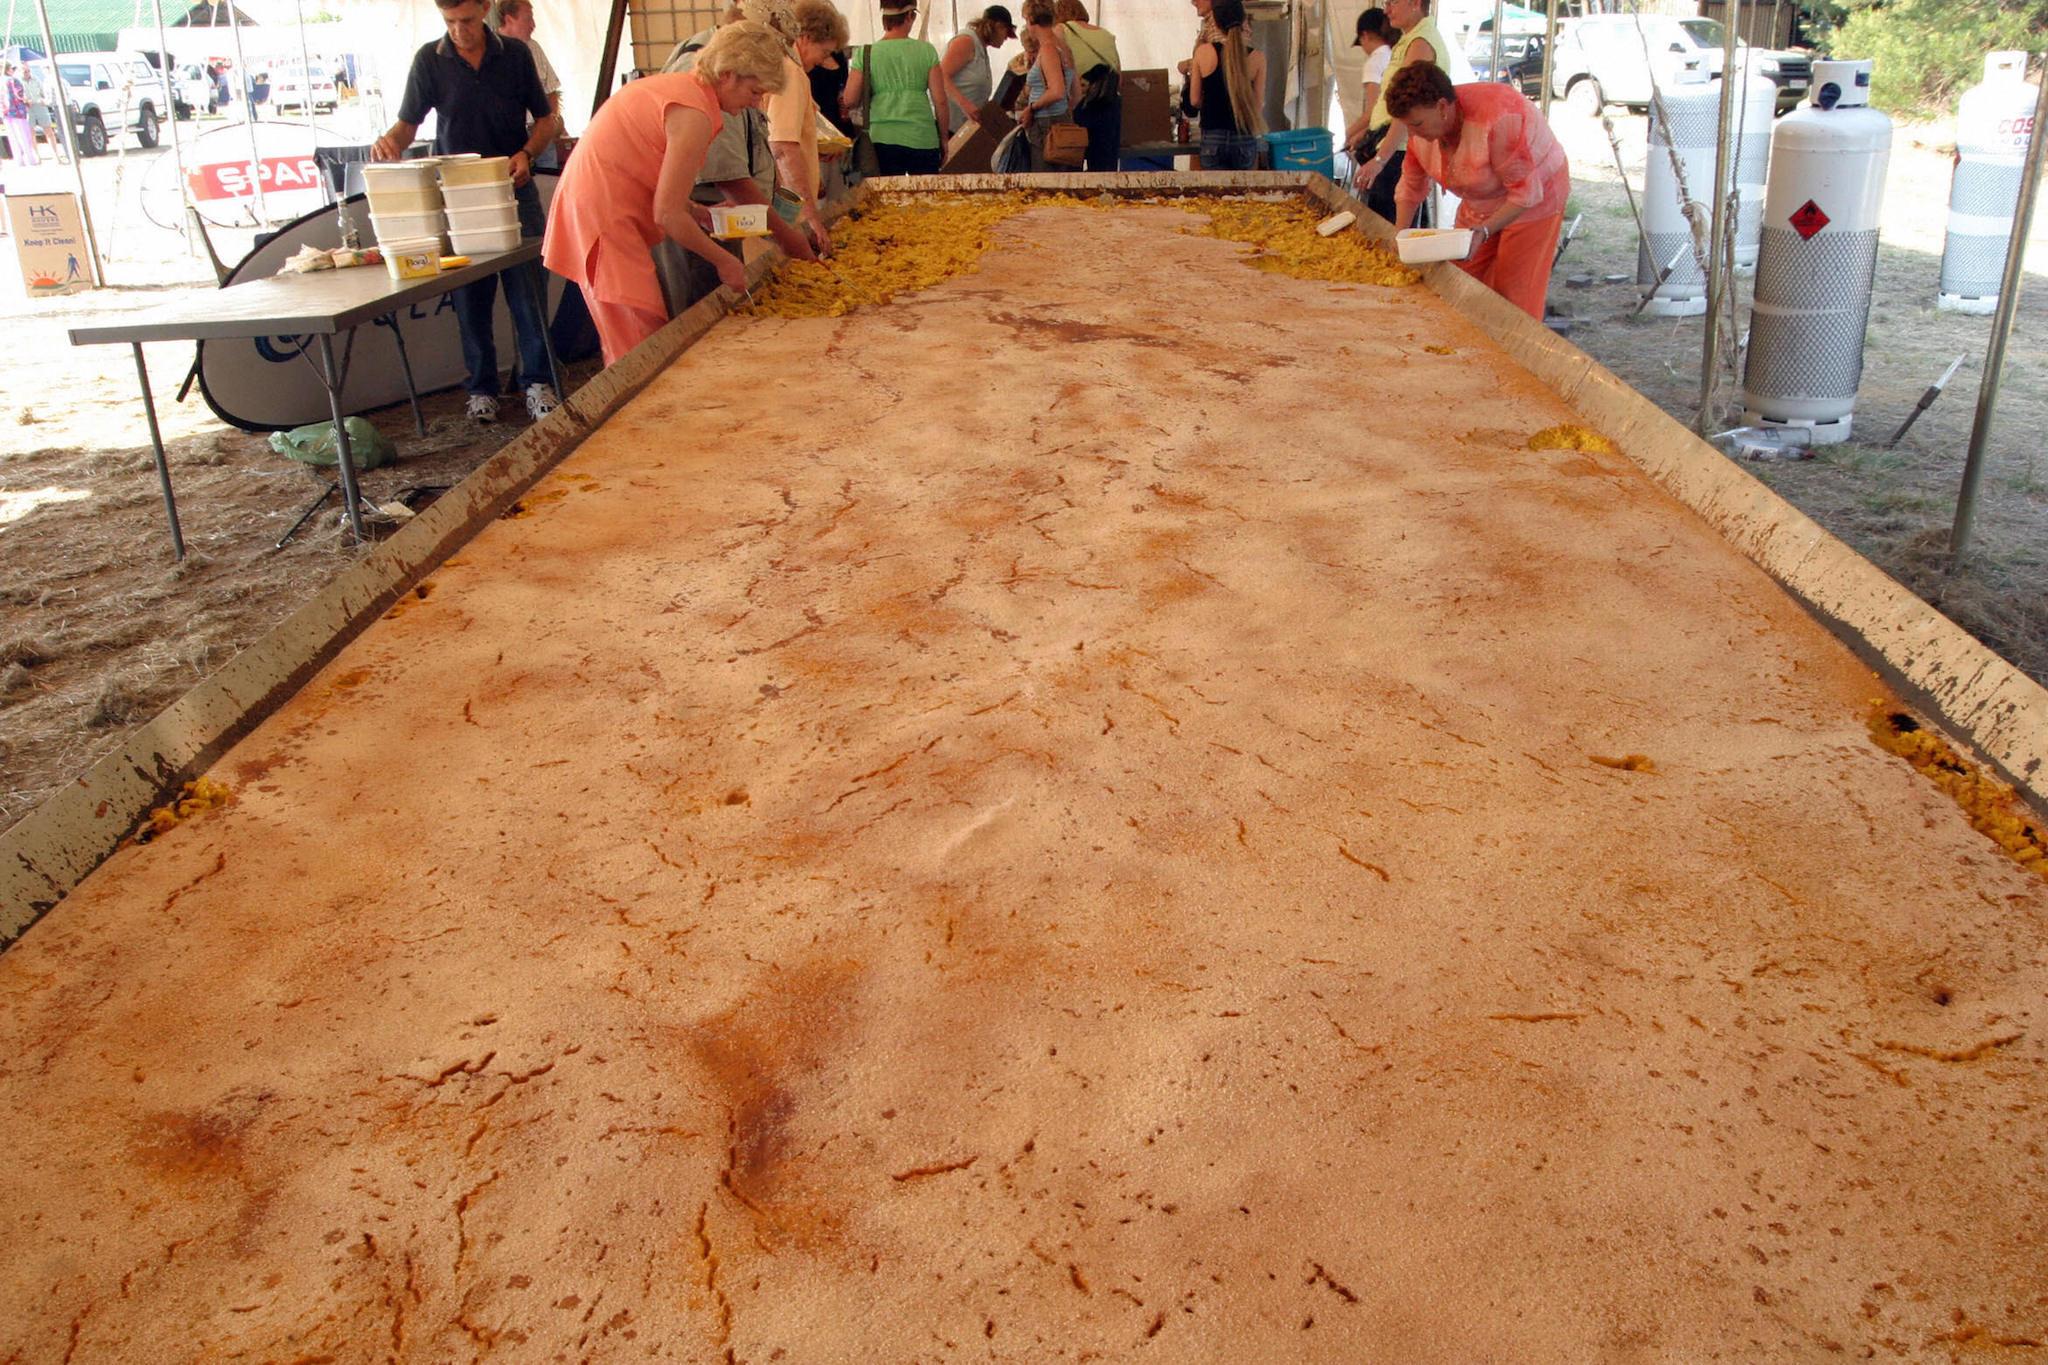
[361, 159, 448, 260]
[439, 155, 522, 254]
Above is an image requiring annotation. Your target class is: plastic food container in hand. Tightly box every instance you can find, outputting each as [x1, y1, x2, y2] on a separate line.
[449, 222, 523, 254]
[709, 203, 770, 239]
[381, 235, 444, 280]
[441, 181, 517, 210]
[439, 155, 512, 188]
[444, 200, 521, 233]
[370, 209, 448, 247]
[1395, 227, 1475, 264]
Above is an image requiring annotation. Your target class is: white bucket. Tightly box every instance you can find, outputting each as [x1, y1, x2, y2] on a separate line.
[370, 209, 449, 247]
[380, 234, 444, 280]
[445, 200, 521, 232]
[441, 181, 516, 210]
[440, 155, 512, 188]
[362, 159, 441, 193]
[364, 185, 443, 215]
[449, 223, 523, 254]
[1394, 227, 1474, 264]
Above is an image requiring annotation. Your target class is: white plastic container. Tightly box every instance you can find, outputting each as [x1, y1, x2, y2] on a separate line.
[449, 222, 523, 254]
[363, 185, 443, 216]
[709, 203, 771, 238]
[380, 235, 444, 280]
[445, 200, 521, 232]
[1394, 227, 1473, 263]
[441, 181, 516, 210]
[440, 155, 512, 188]
[370, 209, 449, 248]
[361, 159, 441, 193]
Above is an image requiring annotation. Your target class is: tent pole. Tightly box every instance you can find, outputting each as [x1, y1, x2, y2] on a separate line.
[1489, 0, 1503, 86]
[151, 0, 198, 255]
[294, 0, 315, 130]
[225, 0, 269, 224]
[31, 0, 105, 285]
[593, 0, 627, 117]
[1694, 0, 1741, 433]
[1539, 0, 1556, 116]
[1948, 58, 2048, 568]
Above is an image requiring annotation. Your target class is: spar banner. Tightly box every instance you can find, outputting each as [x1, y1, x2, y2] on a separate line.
[186, 152, 326, 202]
[4, 193, 93, 297]
[162, 120, 341, 227]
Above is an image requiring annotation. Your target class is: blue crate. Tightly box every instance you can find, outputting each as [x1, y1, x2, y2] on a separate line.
[1264, 128, 1334, 178]
[1118, 154, 1177, 172]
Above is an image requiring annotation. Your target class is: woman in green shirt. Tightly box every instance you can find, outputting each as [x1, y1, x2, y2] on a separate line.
[842, 2, 948, 175]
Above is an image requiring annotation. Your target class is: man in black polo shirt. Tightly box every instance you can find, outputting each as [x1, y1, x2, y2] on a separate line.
[372, 0, 560, 424]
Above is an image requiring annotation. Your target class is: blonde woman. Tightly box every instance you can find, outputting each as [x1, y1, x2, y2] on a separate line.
[542, 22, 789, 364]
[1186, 0, 1264, 170]
[1015, 0, 1076, 171]
[768, 0, 848, 252]
[1053, 0, 1119, 170]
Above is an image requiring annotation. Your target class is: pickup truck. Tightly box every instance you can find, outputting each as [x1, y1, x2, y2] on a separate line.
[1546, 15, 1811, 115]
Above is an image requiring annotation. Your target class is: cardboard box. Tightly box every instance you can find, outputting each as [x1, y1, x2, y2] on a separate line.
[939, 103, 1015, 175]
[1119, 68, 1173, 147]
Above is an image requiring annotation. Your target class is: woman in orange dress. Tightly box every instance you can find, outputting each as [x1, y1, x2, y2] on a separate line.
[542, 22, 789, 365]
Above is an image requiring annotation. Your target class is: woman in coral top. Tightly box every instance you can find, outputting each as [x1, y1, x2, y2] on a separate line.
[543, 22, 789, 365]
[1385, 60, 1570, 320]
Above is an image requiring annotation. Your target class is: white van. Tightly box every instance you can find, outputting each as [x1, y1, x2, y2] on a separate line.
[46, 53, 165, 155]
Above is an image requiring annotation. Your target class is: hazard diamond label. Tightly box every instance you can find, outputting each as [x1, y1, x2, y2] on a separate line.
[1789, 200, 1830, 239]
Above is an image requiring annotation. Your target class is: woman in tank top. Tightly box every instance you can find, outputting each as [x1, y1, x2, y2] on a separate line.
[1186, 0, 1265, 170]
[1015, 0, 1077, 171]
[1055, 0, 1120, 171]
[940, 5, 1015, 141]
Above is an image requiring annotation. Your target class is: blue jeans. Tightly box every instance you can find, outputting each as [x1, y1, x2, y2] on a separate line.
[1200, 127, 1264, 171]
[453, 180, 551, 396]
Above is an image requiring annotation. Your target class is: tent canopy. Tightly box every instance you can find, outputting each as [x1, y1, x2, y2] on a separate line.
[0, 0, 137, 54]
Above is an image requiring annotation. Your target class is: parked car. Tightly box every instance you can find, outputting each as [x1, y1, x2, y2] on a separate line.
[267, 60, 338, 114]
[168, 60, 218, 118]
[1546, 14, 1811, 115]
[1467, 31, 1547, 99]
[1674, 17, 1812, 113]
[47, 53, 163, 155]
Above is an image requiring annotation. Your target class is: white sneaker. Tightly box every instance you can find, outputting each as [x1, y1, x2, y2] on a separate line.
[524, 383, 560, 420]
[466, 393, 499, 423]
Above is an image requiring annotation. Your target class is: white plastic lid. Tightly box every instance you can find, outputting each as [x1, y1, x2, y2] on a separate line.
[1986, 51, 2027, 82]
[379, 235, 443, 251]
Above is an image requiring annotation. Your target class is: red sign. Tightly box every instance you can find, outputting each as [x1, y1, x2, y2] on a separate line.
[1789, 199, 1830, 240]
[185, 155, 326, 203]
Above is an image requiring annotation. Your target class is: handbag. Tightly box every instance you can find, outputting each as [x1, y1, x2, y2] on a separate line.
[847, 45, 882, 177]
[1044, 119, 1089, 168]
[991, 125, 1030, 174]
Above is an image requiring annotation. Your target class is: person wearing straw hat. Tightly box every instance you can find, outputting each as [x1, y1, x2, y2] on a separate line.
[373, 0, 562, 424]
[543, 22, 791, 365]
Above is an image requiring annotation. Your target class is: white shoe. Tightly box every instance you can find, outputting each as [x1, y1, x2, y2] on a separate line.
[524, 383, 560, 420]
[466, 393, 499, 424]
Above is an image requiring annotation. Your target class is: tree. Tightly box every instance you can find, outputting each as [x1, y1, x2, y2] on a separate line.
[1816, 0, 2047, 116]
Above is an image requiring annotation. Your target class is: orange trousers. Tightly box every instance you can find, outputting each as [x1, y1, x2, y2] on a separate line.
[591, 297, 670, 367]
[1455, 211, 1563, 320]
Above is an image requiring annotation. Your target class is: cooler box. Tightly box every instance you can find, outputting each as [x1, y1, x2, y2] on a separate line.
[1265, 128, 1334, 178]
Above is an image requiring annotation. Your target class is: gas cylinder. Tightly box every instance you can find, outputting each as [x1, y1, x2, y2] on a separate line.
[1741, 59, 1892, 445]
[1939, 51, 2037, 314]
[1637, 64, 1777, 312]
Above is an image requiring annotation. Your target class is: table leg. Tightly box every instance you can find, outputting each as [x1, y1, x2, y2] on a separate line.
[316, 333, 368, 543]
[385, 313, 428, 436]
[522, 262, 565, 400]
[132, 343, 186, 561]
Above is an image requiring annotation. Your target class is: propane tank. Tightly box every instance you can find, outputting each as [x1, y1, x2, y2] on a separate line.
[1637, 65, 1778, 312]
[1741, 59, 1892, 445]
[1636, 71, 1718, 316]
[1939, 51, 2037, 314]
[1730, 58, 1779, 272]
